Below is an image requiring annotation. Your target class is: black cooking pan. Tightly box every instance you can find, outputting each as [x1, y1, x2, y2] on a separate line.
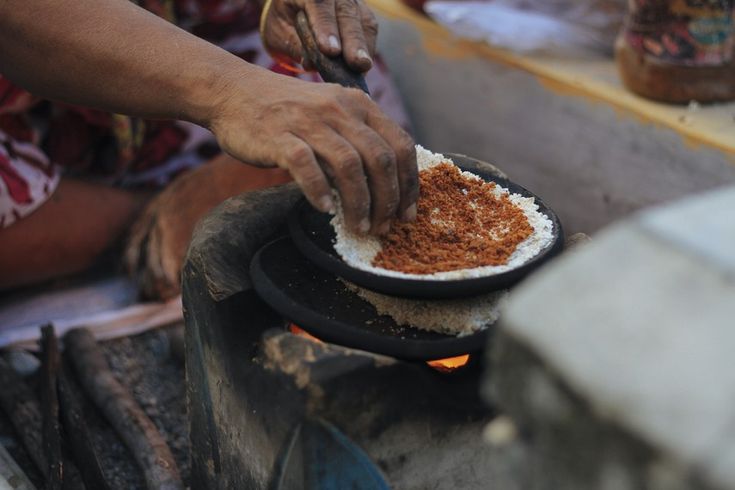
[250, 237, 491, 360]
[291, 15, 564, 298]
[288, 161, 564, 299]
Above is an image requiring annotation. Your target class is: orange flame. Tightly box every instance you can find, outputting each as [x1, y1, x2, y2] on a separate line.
[427, 354, 471, 372]
[289, 323, 471, 371]
[289, 324, 322, 343]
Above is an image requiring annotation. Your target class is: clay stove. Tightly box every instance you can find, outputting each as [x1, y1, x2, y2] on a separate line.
[182, 163, 522, 489]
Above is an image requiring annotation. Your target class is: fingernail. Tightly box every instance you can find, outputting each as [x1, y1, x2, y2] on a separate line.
[329, 35, 341, 50]
[378, 221, 391, 235]
[401, 203, 417, 222]
[356, 48, 372, 63]
[319, 195, 335, 214]
[359, 218, 371, 234]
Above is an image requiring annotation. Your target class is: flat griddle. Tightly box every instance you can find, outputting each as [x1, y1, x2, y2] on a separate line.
[288, 164, 564, 299]
[250, 237, 490, 360]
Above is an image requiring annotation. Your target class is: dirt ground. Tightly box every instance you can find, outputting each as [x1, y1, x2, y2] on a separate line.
[0, 324, 190, 489]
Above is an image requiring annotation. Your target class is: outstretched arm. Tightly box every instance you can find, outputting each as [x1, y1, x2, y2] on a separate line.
[0, 0, 234, 125]
[0, 0, 418, 234]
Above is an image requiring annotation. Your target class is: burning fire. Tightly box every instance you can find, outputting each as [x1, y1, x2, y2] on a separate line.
[289, 324, 321, 342]
[426, 354, 471, 371]
[288, 324, 471, 371]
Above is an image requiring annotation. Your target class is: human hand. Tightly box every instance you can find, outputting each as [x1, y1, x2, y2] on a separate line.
[259, 0, 378, 72]
[208, 70, 418, 235]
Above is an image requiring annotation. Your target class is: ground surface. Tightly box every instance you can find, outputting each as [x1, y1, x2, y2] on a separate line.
[0, 324, 189, 489]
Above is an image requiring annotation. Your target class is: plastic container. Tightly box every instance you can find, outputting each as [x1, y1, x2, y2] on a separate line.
[615, 0, 735, 104]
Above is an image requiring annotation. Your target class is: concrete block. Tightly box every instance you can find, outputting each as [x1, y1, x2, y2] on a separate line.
[488, 185, 735, 489]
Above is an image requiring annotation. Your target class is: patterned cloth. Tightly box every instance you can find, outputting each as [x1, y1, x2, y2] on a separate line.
[0, 0, 409, 227]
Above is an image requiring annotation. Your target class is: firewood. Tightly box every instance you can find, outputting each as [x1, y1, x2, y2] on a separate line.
[39, 325, 62, 490]
[64, 328, 183, 490]
[57, 362, 113, 490]
[0, 354, 85, 490]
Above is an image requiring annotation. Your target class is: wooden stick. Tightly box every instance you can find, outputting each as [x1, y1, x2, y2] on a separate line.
[58, 360, 113, 490]
[40, 325, 63, 490]
[64, 328, 183, 490]
[0, 354, 85, 490]
[294, 10, 370, 94]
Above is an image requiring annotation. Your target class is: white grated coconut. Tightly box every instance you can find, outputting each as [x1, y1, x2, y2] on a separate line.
[331, 145, 554, 280]
[344, 280, 508, 337]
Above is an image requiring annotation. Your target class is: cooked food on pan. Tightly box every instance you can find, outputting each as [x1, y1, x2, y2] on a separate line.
[344, 280, 507, 336]
[332, 146, 554, 280]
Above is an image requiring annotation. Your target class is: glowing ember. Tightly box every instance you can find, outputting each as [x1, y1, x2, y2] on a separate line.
[289, 324, 322, 343]
[289, 324, 471, 372]
[427, 354, 471, 372]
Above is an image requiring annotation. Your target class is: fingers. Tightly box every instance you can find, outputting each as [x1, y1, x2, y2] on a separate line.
[365, 108, 418, 221]
[283, 90, 413, 234]
[300, 127, 372, 233]
[336, 0, 373, 71]
[359, 3, 378, 61]
[278, 134, 335, 213]
[303, 0, 342, 57]
[338, 125, 399, 234]
[301, 0, 375, 72]
[261, 2, 313, 69]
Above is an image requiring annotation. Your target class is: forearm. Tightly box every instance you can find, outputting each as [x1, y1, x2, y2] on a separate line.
[0, 179, 150, 290]
[0, 0, 419, 236]
[0, 0, 262, 127]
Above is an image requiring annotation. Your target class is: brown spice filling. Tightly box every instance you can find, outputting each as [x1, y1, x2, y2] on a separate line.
[372, 163, 533, 274]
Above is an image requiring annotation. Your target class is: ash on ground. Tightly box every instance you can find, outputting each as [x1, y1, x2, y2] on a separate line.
[0, 324, 189, 489]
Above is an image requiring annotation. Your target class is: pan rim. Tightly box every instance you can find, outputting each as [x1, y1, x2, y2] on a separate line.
[288, 166, 564, 299]
[249, 236, 491, 361]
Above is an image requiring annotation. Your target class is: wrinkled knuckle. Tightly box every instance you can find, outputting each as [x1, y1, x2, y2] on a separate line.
[356, 200, 371, 217]
[363, 14, 379, 34]
[323, 93, 346, 112]
[397, 129, 415, 151]
[336, 0, 357, 10]
[396, 134, 415, 160]
[383, 191, 400, 213]
[374, 151, 396, 173]
[285, 144, 312, 166]
[337, 3, 361, 20]
[344, 195, 368, 216]
[302, 172, 325, 190]
[344, 88, 369, 107]
[334, 150, 361, 174]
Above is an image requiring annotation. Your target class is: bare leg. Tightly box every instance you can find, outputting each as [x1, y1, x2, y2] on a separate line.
[0, 178, 150, 290]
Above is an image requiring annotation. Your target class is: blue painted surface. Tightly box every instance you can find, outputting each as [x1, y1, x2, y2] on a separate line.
[280, 419, 391, 490]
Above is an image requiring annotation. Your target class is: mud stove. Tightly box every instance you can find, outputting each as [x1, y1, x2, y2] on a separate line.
[182, 158, 551, 490]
